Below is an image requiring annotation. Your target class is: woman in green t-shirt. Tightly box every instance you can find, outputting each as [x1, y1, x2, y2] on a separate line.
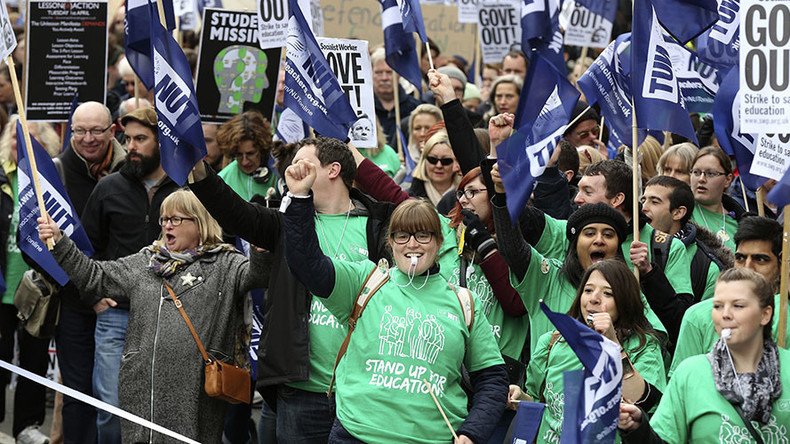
[619, 268, 790, 443]
[281, 159, 508, 444]
[688, 147, 741, 251]
[508, 260, 666, 443]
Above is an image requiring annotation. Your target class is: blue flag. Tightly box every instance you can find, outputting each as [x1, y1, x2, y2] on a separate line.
[61, 95, 79, 153]
[631, 0, 698, 144]
[521, 0, 565, 73]
[161, 0, 177, 31]
[650, 0, 718, 44]
[275, 107, 310, 143]
[713, 66, 766, 191]
[150, 11, 207, 186]
[573, 0, 618, 21]
[511, 401, 545, 443]
[284, 0, 357, 141]
[577, 34, 642, 148]
[670, 43, 721, 114]
[124, 0, 156, 89]
[499, 53, 580, 222]
[379, 0, 423, 91]
[539, 302, 622, 444]
[767, 164, 790, 208]
[398, 0, 428, 42]
[16, 122, 94, 286]
[695, 0, 740, 68]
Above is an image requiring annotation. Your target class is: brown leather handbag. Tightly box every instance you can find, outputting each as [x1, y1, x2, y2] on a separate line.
[164, 282, 251, 405]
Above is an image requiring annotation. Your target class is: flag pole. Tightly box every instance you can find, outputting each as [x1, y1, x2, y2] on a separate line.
[135, 76, 140, 108]
[474, 26, 482, 89]
[422, 379, 458, 440]
[425, 40, 435, 70]
[778, 205, 789, 348]
[630, 98, 639, 282]
[756, 186, 766, 217]
[662, 130, 671, 150]
[739, 179, 750, 212]
[5, 56, 53, 250]
[393, 72, 404, 156]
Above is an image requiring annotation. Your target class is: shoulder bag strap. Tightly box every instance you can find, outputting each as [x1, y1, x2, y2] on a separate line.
[449, 284, 474, 331]
[327, 261, 390, 395]
[733, 406, 765, 444]
[164, 281, 211, 364]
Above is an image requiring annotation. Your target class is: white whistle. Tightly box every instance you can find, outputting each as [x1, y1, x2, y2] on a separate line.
[721, 328, 732, 340]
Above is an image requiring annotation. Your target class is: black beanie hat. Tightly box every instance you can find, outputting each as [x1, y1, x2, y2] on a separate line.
[566, 203, 628, 244]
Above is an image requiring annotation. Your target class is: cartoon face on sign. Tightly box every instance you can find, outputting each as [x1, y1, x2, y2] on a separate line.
[213, 45, 269, 114]
[349, 115, 373, 141]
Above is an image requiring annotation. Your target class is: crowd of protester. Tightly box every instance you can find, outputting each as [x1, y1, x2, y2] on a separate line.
[0, 4, 787, 444]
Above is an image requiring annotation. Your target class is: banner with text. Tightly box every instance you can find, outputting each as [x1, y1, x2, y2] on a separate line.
[477, 0, 521, 63]
[457, 0, 478, 23]
[25, 0, 108, 121]
[196, 8, 280, 123]
[751, 133, 790, 181]
[739, 0, 790, 133]
[561, 1, 614, 49]
[317, 37, 376, 147]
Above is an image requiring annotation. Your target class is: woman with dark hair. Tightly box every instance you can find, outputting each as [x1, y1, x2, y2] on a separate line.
[280, 159, 508, 443]
[217, 110, 280, 201]
[509, 260, 666, 442]
[619, 268, 789, 443]
[689, 146, 744, 251]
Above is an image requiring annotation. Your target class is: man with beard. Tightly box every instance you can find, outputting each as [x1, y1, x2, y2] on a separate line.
[80, 107, 180, 443]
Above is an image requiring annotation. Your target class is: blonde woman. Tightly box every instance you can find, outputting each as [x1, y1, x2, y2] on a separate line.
[406, 103, 443, 163]
[411, 130, 461, 206]
[657, 142, 698, 184]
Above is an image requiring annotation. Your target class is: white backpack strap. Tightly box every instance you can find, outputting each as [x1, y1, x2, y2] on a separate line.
[353, 259, 390, 321]
[450, 284, 475, 331]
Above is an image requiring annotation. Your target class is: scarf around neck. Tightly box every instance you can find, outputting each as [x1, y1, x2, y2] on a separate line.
[146, 242, 237, 278]
[708, 338, 782, 425]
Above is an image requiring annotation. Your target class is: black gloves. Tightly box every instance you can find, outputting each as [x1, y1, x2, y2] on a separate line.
[462, 209, 497, 258]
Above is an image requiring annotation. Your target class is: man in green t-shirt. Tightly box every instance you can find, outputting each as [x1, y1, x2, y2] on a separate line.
[636, 176, 733, 344]
[671, 216, 785, 377]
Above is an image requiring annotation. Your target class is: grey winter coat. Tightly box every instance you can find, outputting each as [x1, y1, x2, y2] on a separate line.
[52, 236, 266, 443]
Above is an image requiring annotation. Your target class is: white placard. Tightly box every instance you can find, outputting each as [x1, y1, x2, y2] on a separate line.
[174, 0, 195, 16]
[739, 0, 790, 133]
[562, 1, 612, 49]
[457, 0, 479, 23]
[257, 0, 289, 49]
[750, 133, 790, 181]
[0, 0, 17, 61]
[317, 38, 377, 148]
[477, 0, 521, 63]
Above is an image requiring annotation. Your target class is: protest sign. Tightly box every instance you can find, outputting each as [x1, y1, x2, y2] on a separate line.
[739, 0, 790, 133]
[457, 0, 478, 23]
[257, 0, 289, 48]
[561, 1, 614, 49]
[196, 8, 280, 123]
[0, 0, 16, 60]
[174, 0, 195, 16]
[24, 0, 108, 121]
[317, 37, 376, 147]
[751, 134, 790, 181]
[477, 0, 521, 63]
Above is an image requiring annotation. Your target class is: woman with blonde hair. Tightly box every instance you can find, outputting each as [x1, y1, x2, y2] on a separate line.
[411, 130, 460, 206]
[657, 142, 698, 184]
[576, 144, 605, 175]
[406, 103, 444, 162]
[37, 189, 267, 443]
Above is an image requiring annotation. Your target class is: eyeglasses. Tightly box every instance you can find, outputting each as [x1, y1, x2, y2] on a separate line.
[690, 169, 727, 178]
[426, 156, 454, 166]
[72, 124, 112, 137]
[158, 216, 195, 227]
[234, 151, 260, 161]
[574, 125, 600, 140]
[390, 231, 434, 245]
[455, 188, 487, 200]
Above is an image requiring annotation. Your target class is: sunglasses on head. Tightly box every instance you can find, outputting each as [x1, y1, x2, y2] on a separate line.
[426, 156, 454, 166]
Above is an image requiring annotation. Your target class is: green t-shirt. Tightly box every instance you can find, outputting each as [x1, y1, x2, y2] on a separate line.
[652, 351, 790, 443]
[525, 331, 667, 444]
[690, 205, 738, 252]
[669, 294, 790, 378]
[360, 144, 402, 178]
[2, 173, 28, 305]
[511, 246, 667, 352]
[533, 215, 694, 296]
[218, 160, 281, 202]
[326, 260, 504, 443]
[287, 213, 370, 393]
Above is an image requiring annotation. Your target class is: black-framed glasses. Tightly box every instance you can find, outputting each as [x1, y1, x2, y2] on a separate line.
[426, 156, 454, 166]
[455, 188, 488, 200]
[72, 124, 112, 137]
[690, 169, 727, 178]
[390, 231, 434, 245]
[158, 216, 195, 227]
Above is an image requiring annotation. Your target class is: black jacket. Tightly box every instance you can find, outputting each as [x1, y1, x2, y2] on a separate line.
[81, 170, 180, 308]
[189, 165, 395, 388]
[375, 85, 422, 149]
[0, 167, 14, 274]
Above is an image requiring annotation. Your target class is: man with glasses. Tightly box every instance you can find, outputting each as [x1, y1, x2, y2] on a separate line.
[79, 107, 179, 443]
[563, 101, 606, 158]
[55, 101, 127, 444]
